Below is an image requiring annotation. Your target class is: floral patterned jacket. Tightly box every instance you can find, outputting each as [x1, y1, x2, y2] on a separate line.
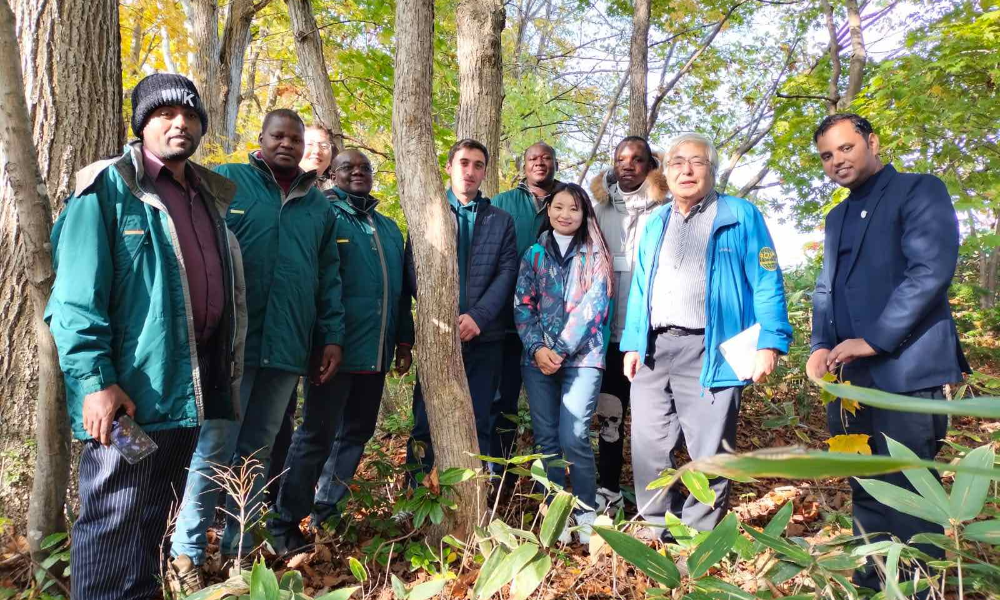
[514, 231, 612, 369]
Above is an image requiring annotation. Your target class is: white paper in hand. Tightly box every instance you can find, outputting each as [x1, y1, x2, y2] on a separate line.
[719, 323, 761, 381]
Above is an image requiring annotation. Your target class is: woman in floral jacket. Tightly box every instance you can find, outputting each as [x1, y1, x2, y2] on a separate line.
[514, 182, 614, 544]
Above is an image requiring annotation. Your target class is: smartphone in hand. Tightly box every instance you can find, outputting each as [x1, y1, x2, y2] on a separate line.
[110, 414, 158, 464]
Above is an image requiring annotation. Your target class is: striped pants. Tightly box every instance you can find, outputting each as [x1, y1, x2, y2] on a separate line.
[70, 427, 199, 600]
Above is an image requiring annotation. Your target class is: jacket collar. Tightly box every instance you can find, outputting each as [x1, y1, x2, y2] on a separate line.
[447, 187, 489, 210]
[330, 186, 379, 215]
[75, 142, 236, 207]
[248, 151, 318, 202]
[517, 179, 562, 211]
[539, 229, 580, 263]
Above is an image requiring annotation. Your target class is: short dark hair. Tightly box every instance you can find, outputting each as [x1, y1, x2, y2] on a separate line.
[262, 108, 305, 133]
[447, 138, 490, 166]
[523, 142, 556, 161]
[813, 113, 874, 144]
[614, 135, 654, 164]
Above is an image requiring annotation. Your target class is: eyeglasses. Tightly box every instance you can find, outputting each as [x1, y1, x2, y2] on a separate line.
[305, 142, 332, 150]
[335, 164, 374, 174]
[668, 157, 711, 170]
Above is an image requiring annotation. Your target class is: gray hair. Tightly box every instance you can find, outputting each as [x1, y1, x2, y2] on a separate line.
[665, 132, 720, 183]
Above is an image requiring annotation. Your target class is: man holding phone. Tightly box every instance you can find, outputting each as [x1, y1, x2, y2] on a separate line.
[45, 74, 247, 600]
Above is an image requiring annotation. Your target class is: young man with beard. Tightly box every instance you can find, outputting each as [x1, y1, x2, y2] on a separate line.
[268, 149, 413, 551]
[403, 139, 518, 489]
[588, 136, 669, 511]
[169, 109, 345, 591]
[490, 142, 563, 490]
[45, 73, 247, 600]
[808, 114, 969, 593]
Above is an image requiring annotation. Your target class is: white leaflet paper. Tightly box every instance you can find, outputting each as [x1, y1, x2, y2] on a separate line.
[719, 323, 761, 381]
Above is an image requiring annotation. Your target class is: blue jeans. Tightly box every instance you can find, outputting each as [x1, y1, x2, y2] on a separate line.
[171, 367, 299, 564]
[521, 364, 602, 509]
[406, 341, 503, 484]
[270, 372, 385, 533]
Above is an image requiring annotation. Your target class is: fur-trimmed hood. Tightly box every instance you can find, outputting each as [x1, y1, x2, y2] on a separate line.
[588, 150, 669, 206]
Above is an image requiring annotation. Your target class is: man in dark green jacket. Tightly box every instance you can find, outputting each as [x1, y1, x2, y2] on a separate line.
[490, 142, 563, 488]
[170, 109, 345, 586]
[267, 149, 413, 550]
[45, 74, 247, 600]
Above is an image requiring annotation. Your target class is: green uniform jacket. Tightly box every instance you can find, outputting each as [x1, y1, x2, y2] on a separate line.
[217, 153, 345, 373]
[491, 181, 562, 259]
[45, 143, 249, 440]
[328, 187, 415, 372]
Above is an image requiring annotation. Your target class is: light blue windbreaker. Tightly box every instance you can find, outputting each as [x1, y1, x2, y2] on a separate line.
[620, 194, 793, 388]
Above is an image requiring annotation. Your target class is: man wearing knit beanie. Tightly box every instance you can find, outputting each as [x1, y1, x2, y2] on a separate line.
[44, 72, 247, 599]
[131, 72, 209, 142]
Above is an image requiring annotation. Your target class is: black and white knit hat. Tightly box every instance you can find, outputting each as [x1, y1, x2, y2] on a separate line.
[131, 73, 209, 138]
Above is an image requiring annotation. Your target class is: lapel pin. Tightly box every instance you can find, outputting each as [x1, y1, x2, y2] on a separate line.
[861, 210, 868, 219]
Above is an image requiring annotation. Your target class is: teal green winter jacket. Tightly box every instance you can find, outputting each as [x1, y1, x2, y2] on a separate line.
[492, 181, 563, 259]
[217, 153, 345, 373]
[45, 143, 249, 440]
[328, 187, 414, 372]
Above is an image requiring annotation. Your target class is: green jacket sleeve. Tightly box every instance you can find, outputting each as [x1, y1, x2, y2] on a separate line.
[43, 188, 118, 395]
[314, 208, 346, 347]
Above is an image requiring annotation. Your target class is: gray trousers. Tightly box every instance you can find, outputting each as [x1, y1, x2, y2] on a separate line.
[631, 332, 741, 532]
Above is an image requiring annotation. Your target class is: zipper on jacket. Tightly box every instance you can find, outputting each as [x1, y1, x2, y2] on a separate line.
[368, 213, 391, 371]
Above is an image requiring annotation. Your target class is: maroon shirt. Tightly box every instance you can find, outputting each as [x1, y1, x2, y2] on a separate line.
[142, 147, 225, 345]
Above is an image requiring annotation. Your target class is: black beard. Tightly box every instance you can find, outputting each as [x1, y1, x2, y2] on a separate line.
[160, 145, 198, 162]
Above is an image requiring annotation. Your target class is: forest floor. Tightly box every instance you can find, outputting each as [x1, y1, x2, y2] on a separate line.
[2, 354, 999, 599]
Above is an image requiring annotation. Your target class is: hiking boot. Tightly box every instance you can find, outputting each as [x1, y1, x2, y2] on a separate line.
[268, 527, 310, 556]
[166, 554, 204, 597]
[575, 511, 597, 545]
[595, 487, 624, 513]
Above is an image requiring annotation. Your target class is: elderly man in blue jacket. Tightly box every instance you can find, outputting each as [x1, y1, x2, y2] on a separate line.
[807, 114, 969, 593]
[621, 132, 792, 536]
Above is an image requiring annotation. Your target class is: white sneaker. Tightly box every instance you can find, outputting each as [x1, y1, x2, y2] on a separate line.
[575, 511, 597, 545]
[595, 487, 623, 513]
[558, 513, 575, 544]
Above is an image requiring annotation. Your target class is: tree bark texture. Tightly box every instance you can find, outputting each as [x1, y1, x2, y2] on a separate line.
[837, 0, 866, 111]
[186, 0, 270, 154]
[393, 0, 487, 540]
[1, 0, 122, 557]
[287, 0, 345, 150]
[455, 0, 505, 198]
[627, 0, 650, 137]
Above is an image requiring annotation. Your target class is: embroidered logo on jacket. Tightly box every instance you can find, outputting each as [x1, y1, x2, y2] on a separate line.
[758, 247, 778, 271]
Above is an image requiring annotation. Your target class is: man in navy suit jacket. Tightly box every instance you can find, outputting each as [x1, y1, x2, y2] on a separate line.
[807, 113, 970, 593]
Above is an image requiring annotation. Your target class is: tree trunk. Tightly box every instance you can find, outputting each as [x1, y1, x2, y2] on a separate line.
[627, 0, 650, 137]
[393, 0, 487, 540]
[836, 0, 866, 111]
[980, 214, 1000, 309]
[186, 0, 271, 154]
[455, 0, 505, 198]
[287, 0, 345, 150]
[1, 0, 122, 558]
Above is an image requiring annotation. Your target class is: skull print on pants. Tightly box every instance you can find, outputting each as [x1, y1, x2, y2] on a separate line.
[596, 393, 623, 443]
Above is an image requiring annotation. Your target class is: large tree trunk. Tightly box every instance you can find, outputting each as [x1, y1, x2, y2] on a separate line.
[0, 0, 122, 559]
[186, 0, 271, 154]
[393, 0, 487, 540]
[627, 0, 650, 137]
[455, 0, 505, 198]
[287, 0, 345, 150]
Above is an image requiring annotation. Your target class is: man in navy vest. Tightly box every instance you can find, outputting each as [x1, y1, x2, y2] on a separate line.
[808, 113, 970, 593]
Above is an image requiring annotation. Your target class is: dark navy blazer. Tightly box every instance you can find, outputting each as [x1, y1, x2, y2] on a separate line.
[810, 164, 970, 393]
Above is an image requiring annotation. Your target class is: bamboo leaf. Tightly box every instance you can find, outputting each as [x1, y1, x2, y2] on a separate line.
[688, 513, 739, 579]
[539, 491, 574, 548]
[815, 380, 1000, 419]
[592, 526, 680, 588]
[964, 519, 1000, 544]
[681, 470, 717, 507]
[949, 445, 996, 521]
[475, 543, 539, 600]
[883, 437, 950, 517]
[856, 479, 950, 526]
[509, 553, 552, 600]
[249, 559, 279, 600]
